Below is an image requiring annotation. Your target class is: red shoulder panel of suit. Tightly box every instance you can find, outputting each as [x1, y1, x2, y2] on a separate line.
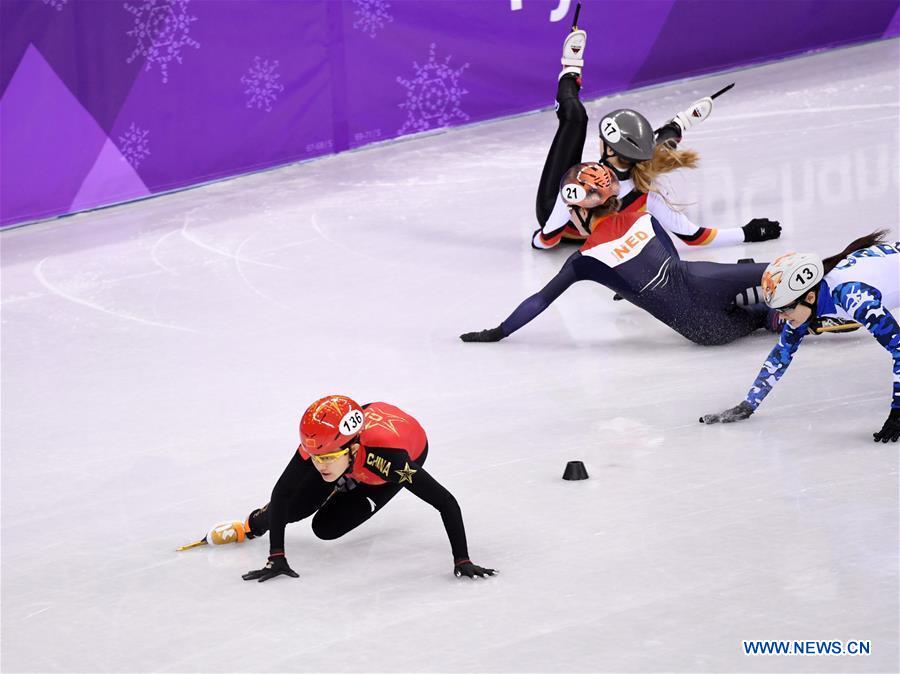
[349, 402, 427, 485]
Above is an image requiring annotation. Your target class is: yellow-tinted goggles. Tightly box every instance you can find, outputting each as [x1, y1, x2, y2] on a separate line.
[309, 448, 350, 464]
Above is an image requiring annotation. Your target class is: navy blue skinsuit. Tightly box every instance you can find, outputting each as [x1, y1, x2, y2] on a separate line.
[502, 213, 768, 346]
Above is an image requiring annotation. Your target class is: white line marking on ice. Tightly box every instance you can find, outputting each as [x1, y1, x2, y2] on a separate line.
[34, 258, 199, 333]
[24, 606, 52, 620]
[234, 235, 290, 308]
[149, 229, 181, 275]
[180, 215, 287, 270]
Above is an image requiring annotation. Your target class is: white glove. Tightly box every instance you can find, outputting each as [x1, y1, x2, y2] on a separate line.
[673, 96, 713, 133]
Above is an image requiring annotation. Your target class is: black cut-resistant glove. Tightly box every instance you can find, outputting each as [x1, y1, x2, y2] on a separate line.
[699, 401, 754, 424]
[242, 554, 299, 582]
[460, 327, 505, 343]
[454, 559, 497, 579]
[873, 408, 900, 443]
[742, 218, 781, 242]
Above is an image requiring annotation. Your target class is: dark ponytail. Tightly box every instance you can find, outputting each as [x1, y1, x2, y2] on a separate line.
[822, 230, 890, 275]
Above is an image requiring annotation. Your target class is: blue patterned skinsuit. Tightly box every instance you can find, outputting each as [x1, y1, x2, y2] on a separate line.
[745, 242, 900, 413]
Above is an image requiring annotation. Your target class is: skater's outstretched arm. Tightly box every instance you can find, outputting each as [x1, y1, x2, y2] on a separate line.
[743, 322, 808, 410]
[700, 321, 807, 424]
[367, 445, 495, 577]
[241, 452, 323, 582]
[265, 452, 321, 554]
[461, 251, 582, 342]
[830, 281, 900, 441]
[647, 191, 780, 248]
[831, 281, 900, 410]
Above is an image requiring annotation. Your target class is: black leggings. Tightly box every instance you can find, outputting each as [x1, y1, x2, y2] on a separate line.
[250, 449, 427, 541]
[536, 75, 587, 226]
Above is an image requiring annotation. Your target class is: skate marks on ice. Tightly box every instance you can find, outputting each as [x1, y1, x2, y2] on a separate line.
[32, 256, 199, 334]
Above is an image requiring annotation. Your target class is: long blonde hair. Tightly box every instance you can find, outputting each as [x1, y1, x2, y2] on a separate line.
[631, 142, 700, 195]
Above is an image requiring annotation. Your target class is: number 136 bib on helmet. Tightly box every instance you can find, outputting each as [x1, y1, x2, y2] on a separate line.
[299, 395, 364, 457]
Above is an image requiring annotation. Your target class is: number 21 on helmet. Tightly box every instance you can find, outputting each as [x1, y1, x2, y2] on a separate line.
[559, 162, 619, 209]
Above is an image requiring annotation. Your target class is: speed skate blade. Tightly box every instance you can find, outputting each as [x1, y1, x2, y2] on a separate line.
[176, 537, 208, 551]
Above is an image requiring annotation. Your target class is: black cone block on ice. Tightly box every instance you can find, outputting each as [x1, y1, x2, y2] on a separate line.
[562, 460, 589, 480]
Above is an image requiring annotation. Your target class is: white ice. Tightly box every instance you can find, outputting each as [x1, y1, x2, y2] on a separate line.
[2, 39, 898, 673]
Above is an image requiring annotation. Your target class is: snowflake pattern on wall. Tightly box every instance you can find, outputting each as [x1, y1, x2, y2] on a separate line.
[42, 0, 68, 10]
[124, 0, 200, 84]
[352, 0, 393, 38]
[241, 57, 285, 112]
[396, 43, 469, 135]
[118, 123, 151, 168]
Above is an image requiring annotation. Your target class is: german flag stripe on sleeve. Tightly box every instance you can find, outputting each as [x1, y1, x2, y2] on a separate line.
[619, 192, 648, 212]
[675, 227, 718, 246]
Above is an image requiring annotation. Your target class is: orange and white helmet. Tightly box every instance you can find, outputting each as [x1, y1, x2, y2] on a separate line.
[761, 253, 824, 309]
[299, 395, 364, 455]
[559, 162, 619, 209]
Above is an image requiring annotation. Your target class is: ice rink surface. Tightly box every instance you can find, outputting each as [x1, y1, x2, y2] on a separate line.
[2, 39, 898, 673]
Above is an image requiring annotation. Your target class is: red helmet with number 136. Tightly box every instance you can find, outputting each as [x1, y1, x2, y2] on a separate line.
[299, 395, 364, 455]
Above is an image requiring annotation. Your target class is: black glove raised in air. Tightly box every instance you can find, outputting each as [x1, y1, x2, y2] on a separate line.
[460, 327, 505, 343]
[242, 554, 299, 582]
[873, 408, 900, 443]
[699, 400, 754, 424]
[742, 218, 781, 242]
[454, 559, 497, 579]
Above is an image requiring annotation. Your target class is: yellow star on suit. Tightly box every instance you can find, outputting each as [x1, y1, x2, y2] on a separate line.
[364, 407, 408, 436]
[394, 462, 417, 484]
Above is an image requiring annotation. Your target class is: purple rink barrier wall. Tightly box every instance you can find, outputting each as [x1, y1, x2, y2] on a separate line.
[1, 0, 898, 228]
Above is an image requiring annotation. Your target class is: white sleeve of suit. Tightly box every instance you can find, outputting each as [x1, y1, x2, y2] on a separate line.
[646, 190, 744, 248]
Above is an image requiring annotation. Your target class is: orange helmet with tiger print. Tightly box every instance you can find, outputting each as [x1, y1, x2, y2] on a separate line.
[299, 395, 364, 455]
[559, 162, 619, 209]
